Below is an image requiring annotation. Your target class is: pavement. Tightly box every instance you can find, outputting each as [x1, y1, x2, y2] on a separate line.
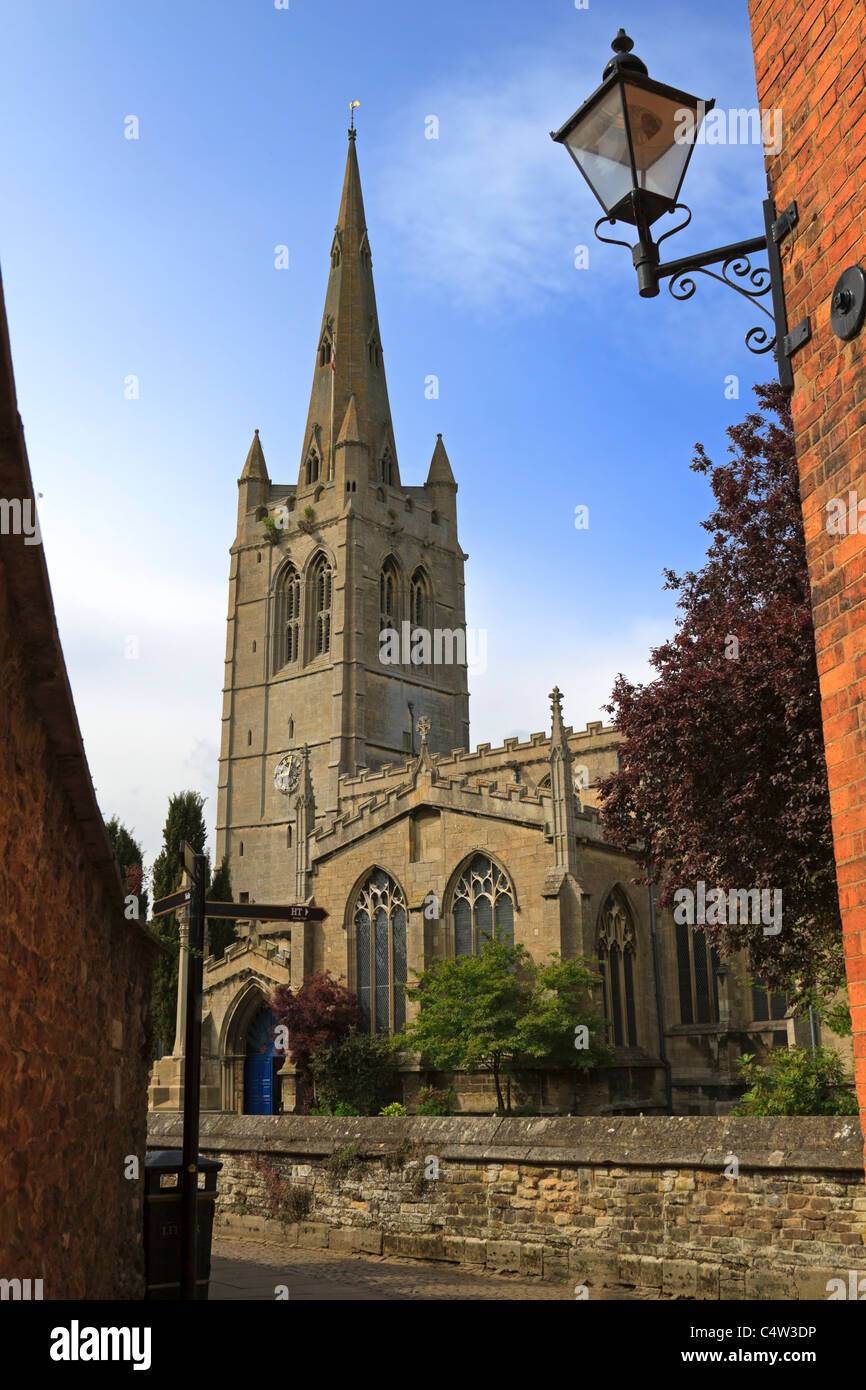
[210, 1235, 579, 1300]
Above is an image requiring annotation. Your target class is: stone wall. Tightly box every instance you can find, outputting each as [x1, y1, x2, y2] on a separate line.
[148, 1113, 866, 1298]
[0, 264, 159, 1299]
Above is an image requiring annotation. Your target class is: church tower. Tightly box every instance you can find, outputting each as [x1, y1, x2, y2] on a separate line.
[216, 130, 469, 898]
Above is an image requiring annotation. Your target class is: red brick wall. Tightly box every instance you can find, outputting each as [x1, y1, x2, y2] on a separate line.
[0, 268, 158, 1298]
[748, 0, 866, 1144]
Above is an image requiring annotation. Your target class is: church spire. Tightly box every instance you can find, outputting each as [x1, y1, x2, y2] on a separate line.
[426, 433, 456, 488]
[299, 130, 397, 492]
[241, 427, 268, 481]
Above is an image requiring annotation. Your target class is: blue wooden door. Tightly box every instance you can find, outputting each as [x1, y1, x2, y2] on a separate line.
[243, 1006, 279, 1115]
[244, 1053, 275, 1114]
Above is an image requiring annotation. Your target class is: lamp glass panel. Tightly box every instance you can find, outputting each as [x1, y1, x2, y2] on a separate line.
[621, 82, 701, 202]
[564, 85, 634, 214]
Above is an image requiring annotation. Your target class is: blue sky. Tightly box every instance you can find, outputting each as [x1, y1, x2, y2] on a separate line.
[0, 0, 772, 868]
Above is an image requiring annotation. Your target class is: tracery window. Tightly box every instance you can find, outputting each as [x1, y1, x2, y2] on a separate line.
[272, 563, 301, 672]
[352, 869, 407, 1033]
[309, 552, 332, 658]
[751, 975, 787, 1023]
[675, 921, 722, 1024]
[305, 451, 321, 486]
[597, 889, 638, 1046]
[451, 854, 514, 957]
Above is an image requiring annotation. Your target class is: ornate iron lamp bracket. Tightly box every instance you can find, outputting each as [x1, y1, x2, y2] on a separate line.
[593, 198, 811, 391]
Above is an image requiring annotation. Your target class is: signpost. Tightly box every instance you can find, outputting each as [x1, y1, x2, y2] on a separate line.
[151, 845, 328, 1300]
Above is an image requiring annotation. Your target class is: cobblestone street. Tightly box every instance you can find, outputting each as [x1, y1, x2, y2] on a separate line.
[210, 1236, 600, 1300]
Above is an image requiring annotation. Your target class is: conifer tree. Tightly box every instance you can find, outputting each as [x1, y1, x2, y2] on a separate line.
[150, 791, 209, 1057]
[207, 855, 237, 960]
[104, 815, 148, 920]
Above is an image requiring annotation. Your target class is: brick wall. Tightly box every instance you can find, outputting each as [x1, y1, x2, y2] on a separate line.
[149, 1114, 866, 1298]
[0, 265, 158, 1298]
[747, 2, 866, 1142]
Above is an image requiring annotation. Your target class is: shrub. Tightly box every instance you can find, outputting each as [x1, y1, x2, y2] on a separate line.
[383, 1136, 413, 1172]
[731, 1045, 859, 1116]
[311, 1028, 399, 1115]
[327, 1142, 364, 1178]
[415, 1086, 454, 1116]
[408, 1160, 429, 1198]
[247, 1155, 313, 1224]
[379, 1102, 406, 1116]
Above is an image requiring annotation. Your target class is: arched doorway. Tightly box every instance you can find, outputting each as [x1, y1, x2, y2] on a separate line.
[243, 1006, 279, 1115]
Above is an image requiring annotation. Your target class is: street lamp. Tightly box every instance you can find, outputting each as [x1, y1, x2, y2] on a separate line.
[552, 29, 811, 389]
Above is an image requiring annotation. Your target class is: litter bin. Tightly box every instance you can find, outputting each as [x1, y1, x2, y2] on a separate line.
[144, 1149, 223, 1300]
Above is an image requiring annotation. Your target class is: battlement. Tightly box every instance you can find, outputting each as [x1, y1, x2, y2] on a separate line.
[316, 764, 556, 852]
[337, 718, 618, 800]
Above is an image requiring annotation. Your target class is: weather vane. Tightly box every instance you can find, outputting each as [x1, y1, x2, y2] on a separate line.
[349, 99, 360, 130]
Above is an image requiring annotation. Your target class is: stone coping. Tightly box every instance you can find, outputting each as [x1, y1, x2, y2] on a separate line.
[147, 1112, 866, 1174]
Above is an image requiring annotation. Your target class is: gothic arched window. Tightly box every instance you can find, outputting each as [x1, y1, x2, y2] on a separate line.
[308, 552, 332, 658]
[450, 854, 515, 957]
[272, 563, 301, 672]
[675, 922, 723, 1024]
[379, 556, 399, 634]
[352, 869, 407, 1033]
[410, 567, 431, 631]
[597, 889, 638, 1046]
[306, 451, 321, 486]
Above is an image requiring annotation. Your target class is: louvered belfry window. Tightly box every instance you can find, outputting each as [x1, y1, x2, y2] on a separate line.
[380, 558, 399, 633]
[353, 869, 408, 1033]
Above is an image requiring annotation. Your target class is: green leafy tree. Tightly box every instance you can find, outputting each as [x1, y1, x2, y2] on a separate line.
[105, 815, 148, 920]
[310, 1029, 399, 1115]
[149, 791, 209, 1057]
[731, 1045, 858, 1116]
[399, 937, 611, 1114]
[207, 855, 237, 960]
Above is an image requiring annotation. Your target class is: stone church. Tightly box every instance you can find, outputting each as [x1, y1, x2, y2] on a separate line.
[149, 132, 808, 1120]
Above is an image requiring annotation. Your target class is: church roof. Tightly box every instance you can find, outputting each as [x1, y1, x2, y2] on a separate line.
[299, 131, 397, 480]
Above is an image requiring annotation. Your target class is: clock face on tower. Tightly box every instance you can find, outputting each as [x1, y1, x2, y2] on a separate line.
[274, 753, 301, 796]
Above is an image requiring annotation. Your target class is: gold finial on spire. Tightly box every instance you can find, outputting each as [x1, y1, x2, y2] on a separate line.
[349, 99, 360, 132]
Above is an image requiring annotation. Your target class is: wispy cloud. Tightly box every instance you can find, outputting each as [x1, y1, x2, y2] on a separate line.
[377, 56, 599, 310]
[376, 32, 767, 314]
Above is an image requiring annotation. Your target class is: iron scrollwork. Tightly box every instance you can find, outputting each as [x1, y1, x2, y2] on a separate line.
[666, 253, 775, 356]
